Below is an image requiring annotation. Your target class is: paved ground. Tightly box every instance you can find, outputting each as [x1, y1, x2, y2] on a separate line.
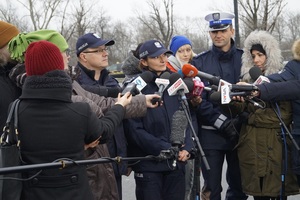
[122, 163, 300, 200]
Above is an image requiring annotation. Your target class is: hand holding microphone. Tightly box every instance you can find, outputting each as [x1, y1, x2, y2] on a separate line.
[151, 72, 170, 105]
[121, 71, 153, 96]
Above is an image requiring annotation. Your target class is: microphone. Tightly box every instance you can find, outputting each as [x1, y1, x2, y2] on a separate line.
[151, 72, 170, 104]
[132, 71, 154, 91]
[181, 63, 220, 85]
[170, 109, 188, 147]
[121, 71, 153, 96]
[167, 73, 190, 97]
[229, 84, 259, 92]
[249, 66, 270, 85]
[157, 109, 188, 164]
[191, 77, 204, 96]
[249, 66, 263, 81]
[210, 91, 252, 104]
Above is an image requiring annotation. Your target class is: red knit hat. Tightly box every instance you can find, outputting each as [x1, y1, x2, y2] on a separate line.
[25, 40, 64, 76]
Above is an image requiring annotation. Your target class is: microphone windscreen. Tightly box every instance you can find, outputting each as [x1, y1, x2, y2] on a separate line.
[160, 71, 171, 79]
[249, 66, 263, 80]
[170, 109, 187, 146]
[140, 71, 154, 83]
[182, 64, 198, 77]
[169, 73, 181, 85]
[209, 91, 221, 102]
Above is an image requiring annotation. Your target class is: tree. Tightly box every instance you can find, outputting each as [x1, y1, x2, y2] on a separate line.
[238, 0, 286, 34]
[136, 0, 174, 47]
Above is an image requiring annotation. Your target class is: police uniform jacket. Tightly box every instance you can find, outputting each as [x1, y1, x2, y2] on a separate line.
[18, 70, 125, 200]
[191, 39, 243, 150]
[124, 70, 193, 173]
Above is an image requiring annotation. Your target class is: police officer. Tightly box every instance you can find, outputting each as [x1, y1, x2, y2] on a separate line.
[191, 12, 248, 200]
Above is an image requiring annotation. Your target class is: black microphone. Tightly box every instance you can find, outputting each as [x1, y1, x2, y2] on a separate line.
[151, 72, 171, 104]
[157, 109, 188, 164]
[121, 71, 153, 96]
[249, 66, 270, 85]
[81, 84, 121, 98]
[210, 91, 251, 102]
[229, 84, 259, 92]
[249, 66, 263, 81]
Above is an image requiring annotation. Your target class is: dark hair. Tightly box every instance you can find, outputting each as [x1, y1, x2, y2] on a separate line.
[132, 43, 144, 59]
[250, 44, 266, 55]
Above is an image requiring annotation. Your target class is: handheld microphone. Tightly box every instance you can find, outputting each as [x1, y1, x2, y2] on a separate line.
[167, 73, 190, 97]
[151, 72, 170, 104]
[181, 63, 220, 85]
[190, 77, 204, 96]
[133, 71, 153, 91]
[249, 66, 263, 81]
[249, 66, 270, 85]
[121, 71, 153, 96]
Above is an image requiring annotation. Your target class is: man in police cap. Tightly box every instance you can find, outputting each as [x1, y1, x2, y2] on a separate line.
[191, 12, 248, 200]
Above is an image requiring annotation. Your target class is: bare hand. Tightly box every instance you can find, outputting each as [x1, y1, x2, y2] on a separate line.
[145, 94, 162, 108]
[115, 92, 132, 107]
[84, 139, 99, 150]
[178, 150, 190, 162]
[190, 95, 202, 106]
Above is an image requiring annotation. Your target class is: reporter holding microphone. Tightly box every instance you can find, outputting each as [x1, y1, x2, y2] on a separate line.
[18, 41, 132, 200]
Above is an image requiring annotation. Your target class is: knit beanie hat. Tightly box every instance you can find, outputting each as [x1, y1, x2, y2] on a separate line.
[0, 21, 20, 49]
[25, 40, 64, 76]
[8, 29, 69, 62]
[169, 35, 192, 54]
[250, 44, 266, 55]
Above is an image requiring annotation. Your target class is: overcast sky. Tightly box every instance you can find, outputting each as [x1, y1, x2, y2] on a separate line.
[99, 0, 298, 22]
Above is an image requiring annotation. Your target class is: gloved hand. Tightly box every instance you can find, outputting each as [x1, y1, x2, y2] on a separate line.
[219, 117, 240, 141]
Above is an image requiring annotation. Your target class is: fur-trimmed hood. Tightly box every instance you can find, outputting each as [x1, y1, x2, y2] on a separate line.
[241, 30, 283, 82]
[292, 39, 300, 61]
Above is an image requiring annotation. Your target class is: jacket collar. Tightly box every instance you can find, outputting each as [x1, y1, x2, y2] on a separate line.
[20, 70, 72, 102]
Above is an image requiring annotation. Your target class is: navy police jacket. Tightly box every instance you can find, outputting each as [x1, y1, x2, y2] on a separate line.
[124, 70, 193, 172]
[191, 39, 243, 150]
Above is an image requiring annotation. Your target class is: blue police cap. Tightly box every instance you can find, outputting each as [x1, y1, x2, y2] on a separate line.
[205, 12, 235, 31]
[139, 40, 173, 59]
[76, 33, 115, 56]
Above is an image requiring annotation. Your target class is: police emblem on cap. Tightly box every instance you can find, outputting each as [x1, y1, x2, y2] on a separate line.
[93, 33, 101, 38]
[154, 41, 163, 48]
[205, 11, 235, 31]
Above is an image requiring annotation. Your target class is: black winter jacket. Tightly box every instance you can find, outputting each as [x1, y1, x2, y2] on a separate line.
[18, 70, 125, 200]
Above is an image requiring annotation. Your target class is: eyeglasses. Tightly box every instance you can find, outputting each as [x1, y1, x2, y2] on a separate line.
[83, 47, 109, 54]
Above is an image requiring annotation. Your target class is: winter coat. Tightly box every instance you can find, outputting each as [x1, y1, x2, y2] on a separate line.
[72, 80, 147, 200]
[191, 39, 243, 150]
[0, 62, 21, 130]
[18, 70, 125, 200]
[235, 30, 299, 196]
[124, 70, 193, 173]
[75, 63, 128, 177]
[121, 50, 142, 83]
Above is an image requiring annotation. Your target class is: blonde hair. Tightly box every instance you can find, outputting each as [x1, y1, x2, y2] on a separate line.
[292, 39, 300, 61]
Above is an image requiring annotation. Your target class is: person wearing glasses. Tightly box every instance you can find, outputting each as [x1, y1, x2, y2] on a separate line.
[75, 33, 126, 200]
